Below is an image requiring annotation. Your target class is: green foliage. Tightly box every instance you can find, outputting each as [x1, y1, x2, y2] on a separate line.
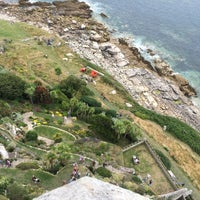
[93, 107, 105, 114]
[54, 67, 62, 76]
[95, 167, 112, 178]
[132, 175, 142, 184]
[6, 142, 16, 152]
[131, 104, 200, 156]
[59, 75, 94, 98]
[80, 96, 101, 107]
[25, 130, 38, 141]
[53, 133, 62, 143]
[7, 183, 30, 200]
[155, 149, 171, 170]
[0, 100, 11, 118]
[16, 162, 40, 170]
[134, 111, 150, 120]
[0, 176, 10, 195]
[90, 114, 117, 143]
[112, 118, 138, 142]
[50, 89, 68, 104]
[94, 142, 110, 156]
[44, 143, 71, 174]
[105, 109, 117, 117]
[0, 73, 26, 100]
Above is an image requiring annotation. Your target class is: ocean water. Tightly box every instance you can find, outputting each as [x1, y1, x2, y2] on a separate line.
[82, 0, 200, 106]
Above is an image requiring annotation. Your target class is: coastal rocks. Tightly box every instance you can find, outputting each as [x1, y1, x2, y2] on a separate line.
[153, 58, 173, 76]
[172, 74, 197, 97]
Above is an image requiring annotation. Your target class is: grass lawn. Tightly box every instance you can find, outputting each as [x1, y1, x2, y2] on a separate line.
[123, 144, 174, 195]
[33, 126, 75, 143]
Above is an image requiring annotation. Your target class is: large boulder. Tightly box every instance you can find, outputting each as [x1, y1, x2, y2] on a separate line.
[33, 177, 150, 200]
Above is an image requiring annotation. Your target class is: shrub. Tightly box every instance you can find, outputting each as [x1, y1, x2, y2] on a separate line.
[93, 107, 105, 114]
[155, 149, 171, 170]
[16, 162, 40, 170]
[53, 133, 62, 143]
[0, 100, 11, 118]
[95, 167, 112, 178]
[7, 183, 30, 200]
[50, 89, 68, 103]
[0, 73, 26, 100]
[105, 109, 117, 117]
[132, 175, 142, 184]
[80, 96, 101, 107]
[59, 75, 94, 98]
[6, 142, 16, 152]
[25, 130, 38, 141]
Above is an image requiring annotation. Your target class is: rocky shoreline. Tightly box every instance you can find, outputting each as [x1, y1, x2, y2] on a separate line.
[0, 0, 200, 132]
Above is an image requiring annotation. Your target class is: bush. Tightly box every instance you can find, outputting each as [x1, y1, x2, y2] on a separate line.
[7, 183, 30, 200]
[105, 109, 117, 117]
[93, 107, 105, 114]
[53, 133, 62, 143]
[0, 100, 11, 118]
[50, 89, 68, 103]
[132, 175, 142, 184]
[16, 162, 40, 170]
[80, 96, 101, 107]
[0, 73, 26, 100]
[155, 149, 171, 170]
[95, 167, 112, 178]
[6, 142, 16, 152]
[59, 75, 94, 98]
[25, 130, 38, 141]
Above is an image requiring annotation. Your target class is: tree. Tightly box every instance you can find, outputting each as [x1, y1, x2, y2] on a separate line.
[112, 119, 126, 140]
[112, 118, 138, 142]
[90, 114, 117, 143]
[55, 143, 71, 166]
[0, 73, 25, 100]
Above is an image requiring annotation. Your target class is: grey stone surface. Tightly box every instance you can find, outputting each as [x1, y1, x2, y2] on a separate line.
[34, 177, 150, 200]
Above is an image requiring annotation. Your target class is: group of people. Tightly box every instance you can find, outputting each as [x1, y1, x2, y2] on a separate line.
[69, 162, 81, 182]
[133, 155, 140, 165]
[0, 159, 12, 168]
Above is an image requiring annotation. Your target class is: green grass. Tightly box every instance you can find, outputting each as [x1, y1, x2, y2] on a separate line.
[33, 126, 75, 143]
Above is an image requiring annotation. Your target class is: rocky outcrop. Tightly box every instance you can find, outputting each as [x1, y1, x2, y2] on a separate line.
[33, 177, 150, 200]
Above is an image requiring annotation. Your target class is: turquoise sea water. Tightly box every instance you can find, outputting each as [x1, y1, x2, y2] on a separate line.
[83, 0, 200, 106]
